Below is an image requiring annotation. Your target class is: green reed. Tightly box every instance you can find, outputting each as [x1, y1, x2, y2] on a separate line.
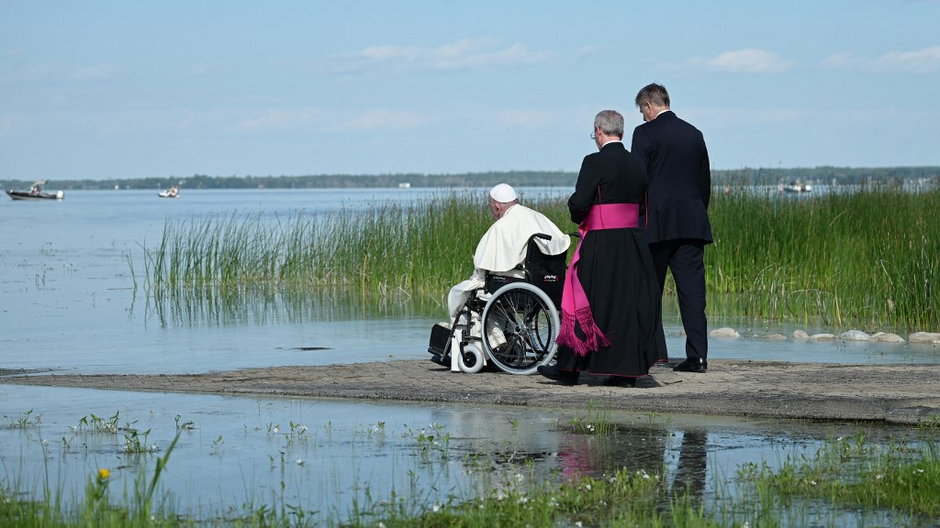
[142, 193, 573, 307]
[737, 435, 940, 520]
[708, 187, 940, 331]
[141, 187, 938, 332]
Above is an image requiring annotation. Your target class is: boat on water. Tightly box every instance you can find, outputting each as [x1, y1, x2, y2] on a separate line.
[158, 186, 180, 198]
[6, 180, 64, 201]
[778, 181, 812, 193]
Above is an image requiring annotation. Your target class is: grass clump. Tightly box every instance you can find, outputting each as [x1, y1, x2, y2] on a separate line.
[141, 193, 570, 309]
[139, 187, 940, 332]
[708, 187, 940, 332]
[346, 466, 718, 528]
[737, 434, 940, 520]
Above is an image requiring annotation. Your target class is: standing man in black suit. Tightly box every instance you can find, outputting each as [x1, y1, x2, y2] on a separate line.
[631, 83, 713, 373]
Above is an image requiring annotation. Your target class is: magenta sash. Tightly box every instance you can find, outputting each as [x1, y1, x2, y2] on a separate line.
[556, 203, 640, 356]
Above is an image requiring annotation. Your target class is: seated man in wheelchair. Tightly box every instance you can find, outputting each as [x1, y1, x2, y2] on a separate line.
[429, 183, 570, 374]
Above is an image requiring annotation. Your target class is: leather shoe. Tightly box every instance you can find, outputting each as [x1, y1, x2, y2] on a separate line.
[602, 376, 636, 387]
[673, 358, 707, 373]
[537, 365, 579, 385]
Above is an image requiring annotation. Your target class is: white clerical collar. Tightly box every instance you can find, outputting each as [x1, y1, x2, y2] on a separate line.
[655, 108, 670, 118]
[601, 139, 622, 148]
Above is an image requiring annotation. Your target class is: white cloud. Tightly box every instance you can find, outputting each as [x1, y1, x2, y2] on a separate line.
[822, 46, 940, 73]
[328, 38, 552, 73]
[690, 49, 795, 74]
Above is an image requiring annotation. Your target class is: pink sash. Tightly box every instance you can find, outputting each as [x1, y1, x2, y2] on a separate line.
[556, 203, 640, 356]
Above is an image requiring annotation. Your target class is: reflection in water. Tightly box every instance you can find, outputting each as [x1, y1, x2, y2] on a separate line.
[672, 429, 708, 505]
[555, 424, 707, 507]
[142, 283, 441, 328]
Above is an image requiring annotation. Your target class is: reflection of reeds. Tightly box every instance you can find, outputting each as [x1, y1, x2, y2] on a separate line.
[140, 188, 939, 332]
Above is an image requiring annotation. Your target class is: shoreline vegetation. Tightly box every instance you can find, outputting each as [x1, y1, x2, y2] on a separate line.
[141, 187, 939, 334]
[3, 165, 939, 191]
[2, 424, 937, 527]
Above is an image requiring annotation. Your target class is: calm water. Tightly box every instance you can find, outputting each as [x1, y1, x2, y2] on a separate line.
[2, 188, 937, 525]
[2, 188, 934, 375]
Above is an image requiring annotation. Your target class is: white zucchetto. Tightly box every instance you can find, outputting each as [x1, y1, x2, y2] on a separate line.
[489, 183, 518, 203]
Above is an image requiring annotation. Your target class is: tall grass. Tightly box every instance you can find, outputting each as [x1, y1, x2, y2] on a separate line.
[708, 188, 940, 331]
[140, 188, 939, 332]
[142, 193, 572, 307]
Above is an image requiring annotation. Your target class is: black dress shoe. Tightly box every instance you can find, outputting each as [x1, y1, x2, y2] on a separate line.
[673, 358, 708, 373]
[602, 376, 637, 387]
[537, 365, 579, 385]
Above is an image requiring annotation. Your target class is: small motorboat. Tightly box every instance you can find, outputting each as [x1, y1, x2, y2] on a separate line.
[6, 180, 64, 201]
[778, 181, 812, 193]
[158, 186, 181, 198]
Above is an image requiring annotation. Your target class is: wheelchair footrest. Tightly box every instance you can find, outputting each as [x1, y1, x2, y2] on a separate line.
[427, 322, 451, 356]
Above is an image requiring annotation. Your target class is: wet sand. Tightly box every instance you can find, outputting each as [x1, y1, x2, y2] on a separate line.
[4, 359, 939, 425]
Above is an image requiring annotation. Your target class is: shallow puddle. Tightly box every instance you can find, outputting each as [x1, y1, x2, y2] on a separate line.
[0, 383, 929, 525]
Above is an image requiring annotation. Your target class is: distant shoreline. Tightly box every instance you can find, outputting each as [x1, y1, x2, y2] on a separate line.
[4, 166, 938, 192]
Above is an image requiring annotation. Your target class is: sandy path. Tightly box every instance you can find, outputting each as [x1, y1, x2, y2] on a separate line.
[3, 360, 938, 425]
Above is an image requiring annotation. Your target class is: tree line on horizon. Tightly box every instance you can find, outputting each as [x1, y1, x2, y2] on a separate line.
[3, 166, 937, 191]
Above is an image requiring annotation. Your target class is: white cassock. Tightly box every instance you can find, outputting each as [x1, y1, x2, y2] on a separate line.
[447, 204, 571, 318]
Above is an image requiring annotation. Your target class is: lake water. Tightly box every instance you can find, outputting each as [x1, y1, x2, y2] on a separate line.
[2, 188, 937, 525]
[3, 188, 935, 375]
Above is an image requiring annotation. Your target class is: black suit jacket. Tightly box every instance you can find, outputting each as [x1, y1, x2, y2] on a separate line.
[630, 111, 712, 245]
[568, 141, 647, 224]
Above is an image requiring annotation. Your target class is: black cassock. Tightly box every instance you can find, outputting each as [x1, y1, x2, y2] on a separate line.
[554, 142, 665, 378]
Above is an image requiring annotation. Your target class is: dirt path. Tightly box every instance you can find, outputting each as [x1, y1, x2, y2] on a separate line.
[4, 360, 939, 425]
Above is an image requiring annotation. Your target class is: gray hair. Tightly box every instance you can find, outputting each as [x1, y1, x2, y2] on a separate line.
[635, 83, 670, 108]
[594, 110, 624, 137]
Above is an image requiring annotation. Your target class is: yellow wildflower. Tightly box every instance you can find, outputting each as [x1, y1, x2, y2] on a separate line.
[98, 468, 110, 480]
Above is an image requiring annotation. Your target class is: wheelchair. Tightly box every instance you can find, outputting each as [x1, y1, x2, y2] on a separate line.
[428, 233, 567, 375]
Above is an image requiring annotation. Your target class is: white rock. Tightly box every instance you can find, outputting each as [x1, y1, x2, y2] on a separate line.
[839, 330, 871, 341]
[909, 332, 940, 344]
[792, 330, 810, 340]
[709, 327, 740, 338]
[810, 333, 836, 341]
[868, 332, 906, 343]
[765, 333, 787, 340]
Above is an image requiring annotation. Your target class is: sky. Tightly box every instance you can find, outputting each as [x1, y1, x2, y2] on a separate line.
[3, 1, 940, 181]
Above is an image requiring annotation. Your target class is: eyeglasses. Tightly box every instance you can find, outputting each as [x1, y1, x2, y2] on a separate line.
[590, 129, 597, 140]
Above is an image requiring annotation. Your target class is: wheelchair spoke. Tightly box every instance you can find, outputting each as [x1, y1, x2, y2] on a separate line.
[481, 283, 560, 375]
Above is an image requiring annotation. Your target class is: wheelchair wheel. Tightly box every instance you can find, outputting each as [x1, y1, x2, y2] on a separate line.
[458, 342, 485, 374]
[481, 282, 559, 375]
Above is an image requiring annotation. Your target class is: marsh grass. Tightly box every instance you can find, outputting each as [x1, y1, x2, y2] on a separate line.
[566, 401, 615, 436]
[346, 465, 720, 528]
[140, 188, 940, 332]
[737, 435, 940, 520]
[142, 194, 572, 308]
[708, 187, 940, 331]
[4, 425, 940, 527]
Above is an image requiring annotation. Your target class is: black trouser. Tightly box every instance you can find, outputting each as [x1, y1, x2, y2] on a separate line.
[649, 239, 708, 361]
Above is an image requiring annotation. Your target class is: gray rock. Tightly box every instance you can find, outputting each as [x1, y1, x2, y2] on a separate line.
[839, 330, 871, 341]
[810, 333, 837, 341]
[909, 332, 940, 344]
[765, 333, 787, 340]
[792, 330, 810, 340]
[709, 327, 740, 338]
[868, 332, 906, 343]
